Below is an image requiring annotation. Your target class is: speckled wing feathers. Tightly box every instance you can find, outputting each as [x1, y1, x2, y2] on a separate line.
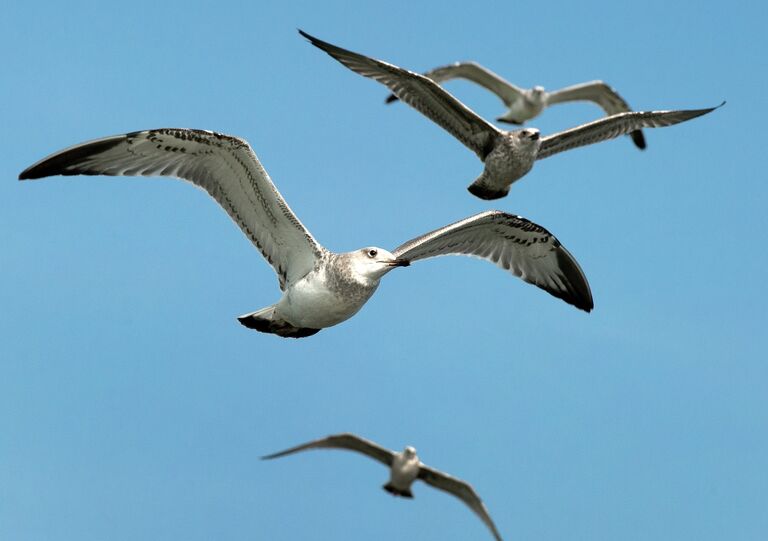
[538, 103, 723, 159]
[261, 433, 395, 467]
[417, 465, 503, 541]
[299, 30, 501, 160]
[546, 81, 634, 115]
[393, 211, 593, 312]
[18, 129, 324, 290]
[545, 81, 646, 148]
[387, 61, 525, 108]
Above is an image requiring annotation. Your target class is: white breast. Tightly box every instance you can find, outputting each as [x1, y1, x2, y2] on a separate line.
[275, 267, 378, 329]
[389, 453, 421, 490]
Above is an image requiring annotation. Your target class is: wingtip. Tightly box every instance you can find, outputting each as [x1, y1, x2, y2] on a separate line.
[704, 100, 726, 113]
[384, 94, 398, 104]
[18, 163, 54, 181]
[570, 289, 594, 313]
[297, 28, 319, 45]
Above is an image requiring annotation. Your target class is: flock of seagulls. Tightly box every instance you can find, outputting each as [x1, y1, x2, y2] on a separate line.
[19, 29, 722, 540]
[300, 30, 721, 200]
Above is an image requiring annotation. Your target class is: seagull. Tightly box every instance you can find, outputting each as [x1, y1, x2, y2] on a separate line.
[299, 30, 723, 200]
[262, 433, 504, 541]
[385, 61, 647, 149]
[19, 128, 593, 338]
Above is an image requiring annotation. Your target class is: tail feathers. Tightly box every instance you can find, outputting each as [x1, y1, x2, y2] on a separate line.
[237, 306, 321, 338]
[467, 177, 510, 200]
[630, 129, 647, 150]
[383, 483, 413, 498]
[496, 116, 524, 125]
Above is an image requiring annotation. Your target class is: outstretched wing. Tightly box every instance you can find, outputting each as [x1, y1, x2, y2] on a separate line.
[261, 433, 394, 467]
[392, 211, 593, 312]
[546, 80, 646, 149]
[386, 61, 525, 108]
[538, 102, 723, 160]
[19, 128, 324, 290]
[418, 465, 503, 541]
[300, 30, 500, 160]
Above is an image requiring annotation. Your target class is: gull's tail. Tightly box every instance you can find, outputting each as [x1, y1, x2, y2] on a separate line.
[383, 483, 414, 498]
[237, 305, 320, 338]
[467, 171, 510, 200]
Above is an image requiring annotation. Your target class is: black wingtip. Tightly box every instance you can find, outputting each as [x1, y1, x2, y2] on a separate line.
[384, 93, 399, 104]
[701, 100, 726, 114]
[555, 248, 594, 313]
[19, 135, 125, 181]
[688, 100, 725, 121]
[297, 29, 322, 47]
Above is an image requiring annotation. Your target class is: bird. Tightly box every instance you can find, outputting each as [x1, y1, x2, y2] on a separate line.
[384, 61, 646, 149]
[19, 128, 593, 338]
[262, 433, 504, 541]
[299, 30, 723, 200]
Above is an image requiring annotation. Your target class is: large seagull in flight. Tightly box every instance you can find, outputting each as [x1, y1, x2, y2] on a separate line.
[20, 128, 593, 338]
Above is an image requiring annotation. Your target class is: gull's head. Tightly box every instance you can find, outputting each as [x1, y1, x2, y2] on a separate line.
[531, 85, 546, 97]
[515, 127, 541, 148]
[519, 127, 540, 141]
[350, 247, 409, 280]
[403, 445, 417, 459]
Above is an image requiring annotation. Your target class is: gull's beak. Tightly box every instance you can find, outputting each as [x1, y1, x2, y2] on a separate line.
[386, 258, 410, 267]
[529, 131, 540, 141]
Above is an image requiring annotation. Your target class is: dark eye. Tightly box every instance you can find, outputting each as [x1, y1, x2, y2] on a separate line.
[368, 249, 378, 258]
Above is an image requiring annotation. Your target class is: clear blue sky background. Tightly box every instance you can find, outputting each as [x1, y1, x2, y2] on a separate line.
[1, 1, 766, 540]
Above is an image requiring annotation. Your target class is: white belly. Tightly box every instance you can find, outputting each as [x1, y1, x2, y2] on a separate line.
[509, 98, 544, 123]
[389, 455, 420, 490]
[275, 269, 378, 329]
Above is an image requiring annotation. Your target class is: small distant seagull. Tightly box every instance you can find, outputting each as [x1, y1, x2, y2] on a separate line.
[299, 30, 723, 200]
[262, 433, 504, 541]
[385, 61, 646, 149]
[19, 128, 592, 338]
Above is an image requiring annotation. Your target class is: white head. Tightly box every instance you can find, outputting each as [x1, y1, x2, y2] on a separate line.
[516, 127, 541, 147]
[348, 247, 409, 280]
[403, 445, 418, 459]
[531, 85, 546, 98]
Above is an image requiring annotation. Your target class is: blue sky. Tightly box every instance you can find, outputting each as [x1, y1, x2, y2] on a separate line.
[1, 1, 766, 540]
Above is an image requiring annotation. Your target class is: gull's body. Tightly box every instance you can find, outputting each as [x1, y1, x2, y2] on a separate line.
[264, 251, 384, 334]
[19, 128, 593, 338]
[386, 61, 647, 148]
[262, 433, 504, 541]
[301, 30, 722, 200]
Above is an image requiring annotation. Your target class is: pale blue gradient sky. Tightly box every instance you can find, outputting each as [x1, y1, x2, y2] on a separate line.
[1, 1, 766, 540]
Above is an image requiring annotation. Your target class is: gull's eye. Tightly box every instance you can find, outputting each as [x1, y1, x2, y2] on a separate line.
[367, 249, 378, 258]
